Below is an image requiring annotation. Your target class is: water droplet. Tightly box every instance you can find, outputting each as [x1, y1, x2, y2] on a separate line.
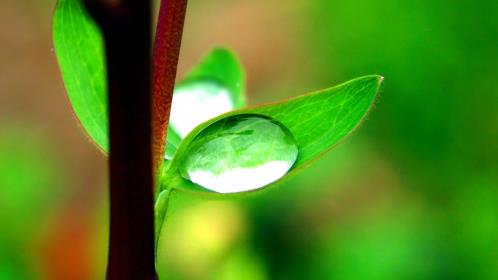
[169, 80, 234, 139]
[179, 114, 298, 194]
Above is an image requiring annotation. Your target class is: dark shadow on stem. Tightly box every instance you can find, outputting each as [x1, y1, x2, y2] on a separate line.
[82, 0, 156, 279]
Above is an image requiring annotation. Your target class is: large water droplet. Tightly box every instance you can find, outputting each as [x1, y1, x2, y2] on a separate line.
[179, 114, 298, 194]
[169, 80, 234, 139]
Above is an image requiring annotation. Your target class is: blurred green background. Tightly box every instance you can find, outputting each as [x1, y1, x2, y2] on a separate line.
[1, 0, 497, 279]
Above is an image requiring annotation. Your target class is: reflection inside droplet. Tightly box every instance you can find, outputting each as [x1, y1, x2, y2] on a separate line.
[179, 114, 299, 194]
[169, 80, 234, 139]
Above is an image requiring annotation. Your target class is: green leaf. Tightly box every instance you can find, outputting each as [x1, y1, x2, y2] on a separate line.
[180, 48, 246, 108]
[160, 75, 383, 195]
[53, 0, 108, 151]
[154, 189, 172, 248]
[166, 48, 246, 158]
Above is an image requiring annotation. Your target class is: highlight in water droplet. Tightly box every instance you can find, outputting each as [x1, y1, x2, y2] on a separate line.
[169, 80, 234, 139]
[179, 114, 299, 194]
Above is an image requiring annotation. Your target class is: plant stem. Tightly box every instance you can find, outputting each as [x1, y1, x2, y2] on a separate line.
[83, 0, 188, 277]
[152, 0, 188, 175]
[154, 189, 173, 249]
[151, 0, 187, 268]
[83, 0, 156, 279]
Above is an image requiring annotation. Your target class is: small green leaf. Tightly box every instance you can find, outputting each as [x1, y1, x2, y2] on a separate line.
[179, 48, 246, 108]
[166, 48, 246, 158]
[155, 189, 172, 248]
[53, 0, 108, 151]
[161, 75, 383, 195]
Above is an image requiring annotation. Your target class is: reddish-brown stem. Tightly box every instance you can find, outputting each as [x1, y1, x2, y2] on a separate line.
[152, 0, 188, 173]
[83, 0, 156, 279]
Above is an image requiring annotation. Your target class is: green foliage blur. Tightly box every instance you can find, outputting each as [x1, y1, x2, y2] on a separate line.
[159, 0, 498, 279]
[1, 0, 497, 279]
[0, 125, 69, 279]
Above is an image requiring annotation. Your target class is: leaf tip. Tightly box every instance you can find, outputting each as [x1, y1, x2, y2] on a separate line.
[367, 74, 384, 85]
[363, 74, 384, 95]
[376, 75, 384, 92]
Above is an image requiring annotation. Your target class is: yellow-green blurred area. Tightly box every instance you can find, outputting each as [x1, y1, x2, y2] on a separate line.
[1, 0, 498, 279]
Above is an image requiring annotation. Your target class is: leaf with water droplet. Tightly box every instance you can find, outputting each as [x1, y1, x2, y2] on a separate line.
[52, 2, 245, 157]
[161, 75, 383, 195]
